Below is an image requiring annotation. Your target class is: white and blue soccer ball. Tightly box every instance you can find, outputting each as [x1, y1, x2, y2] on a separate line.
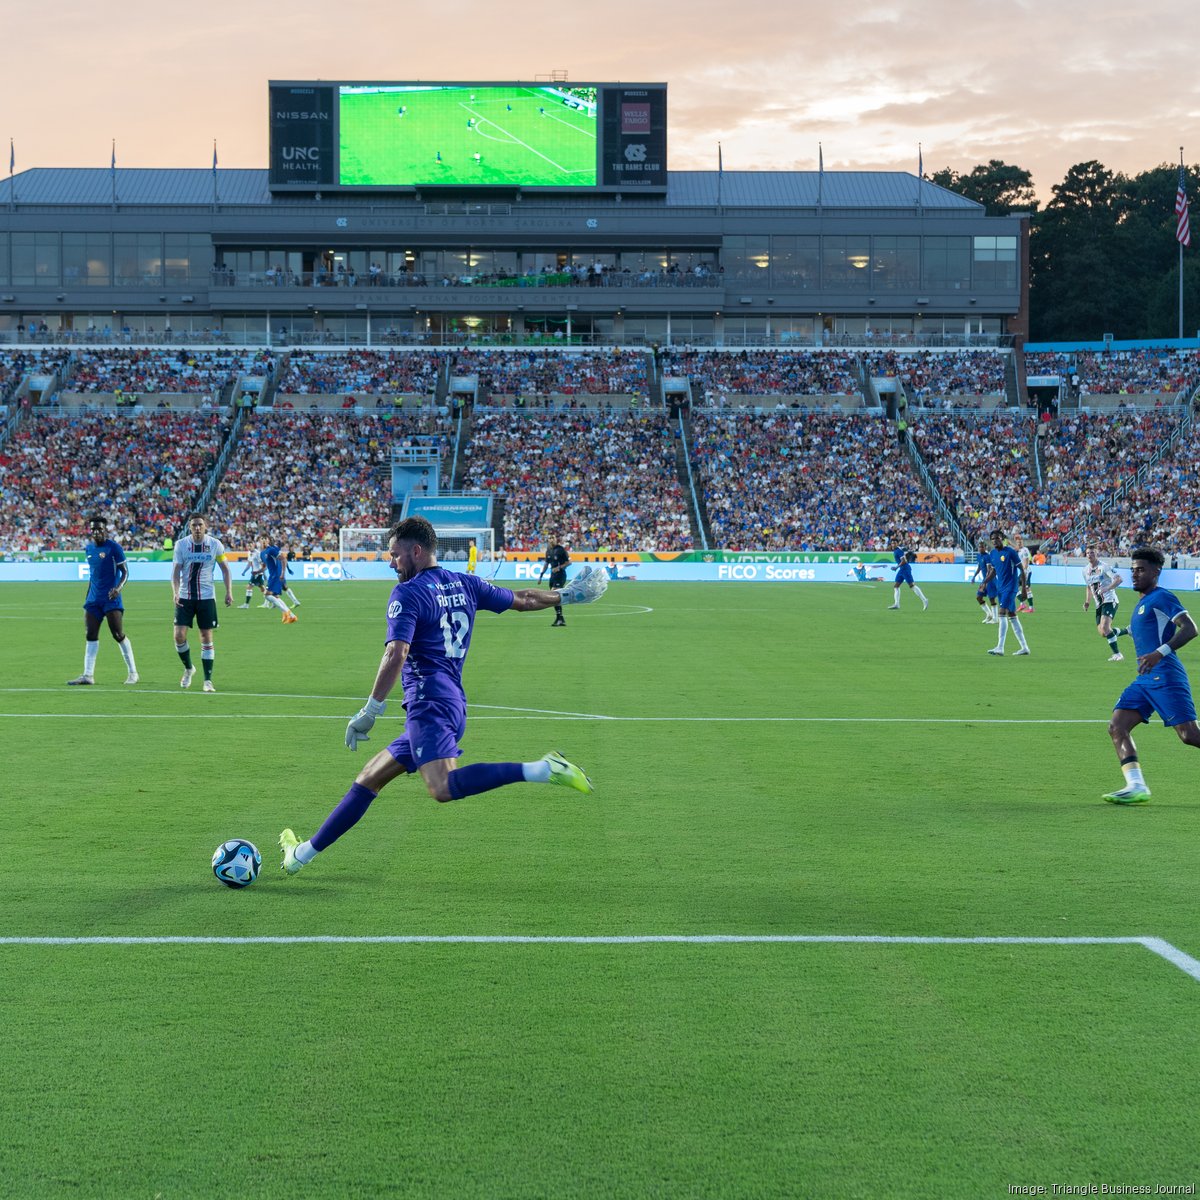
[211, 839, 262, 889]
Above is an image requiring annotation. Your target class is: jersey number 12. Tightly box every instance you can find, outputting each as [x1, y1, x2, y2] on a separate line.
[439, 612, 469, 659]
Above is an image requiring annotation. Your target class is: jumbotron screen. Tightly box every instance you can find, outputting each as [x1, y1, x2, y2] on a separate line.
[269, 81, 667, 191]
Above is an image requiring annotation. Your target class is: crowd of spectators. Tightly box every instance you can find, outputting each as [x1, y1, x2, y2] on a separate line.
[452, 350, 650, 397]
[662, 350, 861, 401]
[1025, 349, 1200, 397]
[906, 412, 1042, 542]
[691, 410, 951, 550]
[207, 410, 454, 551]
[276, 351, 445, 396]
[0, 410, 228, 552]
[865, 350, 1008, 403]
[1, 350, 70, 403]
[461, 410, 692, 550]
[65, 349, 274, 395]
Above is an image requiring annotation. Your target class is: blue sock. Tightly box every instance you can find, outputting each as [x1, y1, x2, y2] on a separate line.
[447, 762, 524, 801]
[311, 782, 378, 851]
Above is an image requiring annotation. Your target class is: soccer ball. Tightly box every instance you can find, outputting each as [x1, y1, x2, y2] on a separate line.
[211, 839, 262, 889]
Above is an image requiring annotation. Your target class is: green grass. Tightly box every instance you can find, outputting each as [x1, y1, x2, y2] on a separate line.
[339, 86, 596, 188]
[3, 580, 1199, 1198]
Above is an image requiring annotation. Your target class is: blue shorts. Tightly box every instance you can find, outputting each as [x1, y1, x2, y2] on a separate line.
[84, 597, 123, 617]
[386, 696, 466, 772]
[266, 577, 284, 595]
[997, 586, 1018, 612]
[894, 566, 914, 586]
[1115, 674, 1197, 728]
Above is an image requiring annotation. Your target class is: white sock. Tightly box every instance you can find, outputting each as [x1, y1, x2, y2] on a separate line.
[286, 589, 300, 603]
[522, 760, 552, 783]
[1121, 763, 1147, 789]
[268, 595, 292, 614]
[892, 588, 901, 606]
[913, 587, 927, 602]
[295, 841, 318, 865]
[84, 640, 99, 676]
[995, 616, 1008, 650]
[1009, 616, 1028, 650]
[118, 636, 136, 671]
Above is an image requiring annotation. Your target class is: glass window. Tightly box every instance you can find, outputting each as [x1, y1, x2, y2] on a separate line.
[922, 236, 971, 289]
[973, 235, 1017, 288]
[114, 234, 163, 285]
[722, 235, 770, 285]
[770, 236, 819, 288]
[822, 236, 872, 289]
[0, 235, 8, 284]
[871, 236, 920, 290]
[10, 233, 60, 286]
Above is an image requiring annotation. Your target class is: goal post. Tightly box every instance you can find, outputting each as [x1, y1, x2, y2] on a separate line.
[338, 526, 495, 573]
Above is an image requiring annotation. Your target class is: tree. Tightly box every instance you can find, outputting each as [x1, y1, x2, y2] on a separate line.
[928, 160, 1038, 215]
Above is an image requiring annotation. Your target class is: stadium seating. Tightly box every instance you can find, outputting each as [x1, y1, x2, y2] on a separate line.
[461, 409, 692, 550]
[662, 349, 861, 403]
[205, 409, 454, 552]
[276, 350, 445, 397]
[451, 350, 650, 398]
[864, 350, 1008, 405]
[691, 409, 951, 550]
[0, 410, 228, 552]
[63, 349, 273, 396]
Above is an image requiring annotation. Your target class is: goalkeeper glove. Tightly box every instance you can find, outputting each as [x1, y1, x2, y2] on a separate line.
[346, 697, 387, 751]
[559, 566, 609, 606]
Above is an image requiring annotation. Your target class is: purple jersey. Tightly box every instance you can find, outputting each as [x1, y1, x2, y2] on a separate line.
[384, 567, 514, 704]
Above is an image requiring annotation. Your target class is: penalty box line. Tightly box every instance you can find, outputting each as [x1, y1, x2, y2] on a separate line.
[2, 934, 1198, 983]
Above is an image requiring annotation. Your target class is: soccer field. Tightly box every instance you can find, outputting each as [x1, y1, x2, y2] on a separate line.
[339, 86, 597, 188]
[4, 580, 1200, 1198]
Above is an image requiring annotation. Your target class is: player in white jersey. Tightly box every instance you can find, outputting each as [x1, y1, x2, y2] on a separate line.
[1013, 532, 1035, 612]
[1082, 546, 1130, 661]
[171, 513, 233, 693]
[239, 547, 268, 609]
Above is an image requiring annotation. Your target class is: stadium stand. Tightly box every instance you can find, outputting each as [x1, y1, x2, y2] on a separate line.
[690, 409, 951, 550]
[451, 349, 651, 399]
[864, 350, 1008, 406]
[662, 349, 861, 404]
[62, 349, 273, 397]
[0, 410, 228, 552]
[205, 409, 454, 552]
[460, 408, 692, 550]
[275, 350, 445, 397]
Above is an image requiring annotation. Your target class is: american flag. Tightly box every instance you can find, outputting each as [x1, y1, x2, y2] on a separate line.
[1177, 165, 1192, 248]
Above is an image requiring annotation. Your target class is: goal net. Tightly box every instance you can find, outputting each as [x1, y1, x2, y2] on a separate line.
[338, 526, 495, 572]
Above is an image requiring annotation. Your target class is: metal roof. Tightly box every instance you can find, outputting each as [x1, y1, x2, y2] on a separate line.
[0, 167, 981, 210]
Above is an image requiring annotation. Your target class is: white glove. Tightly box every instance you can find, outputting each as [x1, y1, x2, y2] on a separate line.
[345, 697, 387, 751]
[559, 566, 609, 606]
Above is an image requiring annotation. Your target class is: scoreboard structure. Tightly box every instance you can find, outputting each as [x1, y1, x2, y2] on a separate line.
[269, 81, 667, 193]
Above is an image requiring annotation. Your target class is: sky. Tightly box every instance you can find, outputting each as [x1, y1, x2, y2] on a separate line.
[4, 0, 1197, 199]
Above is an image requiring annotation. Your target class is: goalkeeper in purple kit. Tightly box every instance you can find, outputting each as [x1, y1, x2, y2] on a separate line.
[280, 516, 607, 875]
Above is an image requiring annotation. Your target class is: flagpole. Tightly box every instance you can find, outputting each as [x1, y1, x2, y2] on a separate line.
[8, 138, 13, 212]
[212, 138, 219, 209]
[111, 138, 116, 208]
[1180, 147, 1186, 341]
[716, 141, 722, 208]
[817, 142, 823, 211]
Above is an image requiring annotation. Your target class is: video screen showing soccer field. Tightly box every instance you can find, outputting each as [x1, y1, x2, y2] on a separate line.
[339, 85, 598, 187]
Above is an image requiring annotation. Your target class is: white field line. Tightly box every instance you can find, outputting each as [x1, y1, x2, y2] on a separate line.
[459, 103, 571, 174]
[2, 933, 1197, 983]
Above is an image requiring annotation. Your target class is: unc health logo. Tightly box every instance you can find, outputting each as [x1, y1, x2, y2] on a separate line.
[624, 144, 647, 163]
[387, 600, 402, 618]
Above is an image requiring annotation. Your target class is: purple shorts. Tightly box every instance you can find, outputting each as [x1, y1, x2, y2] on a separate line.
[386, 696, 466, 772]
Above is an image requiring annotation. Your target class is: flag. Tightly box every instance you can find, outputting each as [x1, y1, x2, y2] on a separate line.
[1177, 165, 1192, 248]
[212, 140, 218, 174]
[8, 138, 13, 174]
[918, 143, 923, 179]
[819, 143, 824, 174]
[111, 139, 116, 171]
[717, 142, 722, 173]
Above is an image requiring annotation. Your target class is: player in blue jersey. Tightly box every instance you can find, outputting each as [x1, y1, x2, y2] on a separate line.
[281, 545, 302, 608]
[886, 543, 928, 611]
[1103, 546, 1200, 803]
[260, 542, 298, 624]
[67, 515, 139, 686]
[972, 541, 998, 624]
[279, 516, 609, 875]
[983, 529, 1030, 656]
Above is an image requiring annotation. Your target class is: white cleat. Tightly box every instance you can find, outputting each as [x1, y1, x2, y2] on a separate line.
[237, 603, 250, 609]
[124, 672, 139, 685]
[258, 602, 272, 609]
[1012, 648, 1030, 656]
[921, 599, 929, 611]
[987, 648, 1004, 656]
[1108, 653, 1124, 662]
[66, 674, 95, 686]
[886, 604, 900, 610]
[180, 667, 196, 689]
[202, 680, 216, 693]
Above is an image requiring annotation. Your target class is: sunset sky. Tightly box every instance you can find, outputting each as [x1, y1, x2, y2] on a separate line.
[4, 0, 1197, 198]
